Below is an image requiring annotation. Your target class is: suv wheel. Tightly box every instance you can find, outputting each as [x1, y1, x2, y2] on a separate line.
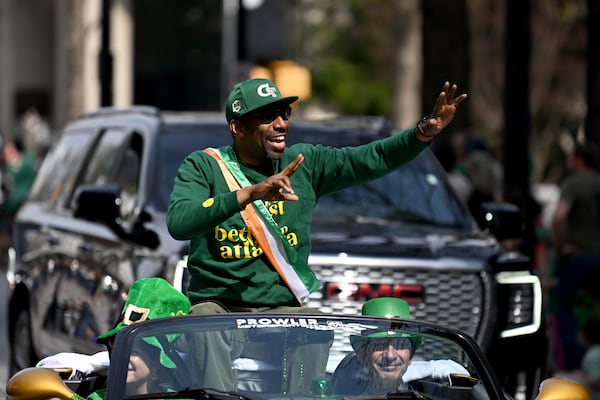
[9, 309, 36, 376]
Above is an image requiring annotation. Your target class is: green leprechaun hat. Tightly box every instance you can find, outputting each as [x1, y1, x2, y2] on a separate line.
[97, 277, 190, 368]
[350, 297, 423, 352]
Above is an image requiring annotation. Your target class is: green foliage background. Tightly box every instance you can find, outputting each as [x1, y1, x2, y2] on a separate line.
[289, 1, 406, 116]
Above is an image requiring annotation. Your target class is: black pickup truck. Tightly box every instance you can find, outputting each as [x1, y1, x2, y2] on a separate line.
[5, 106, 547, 398]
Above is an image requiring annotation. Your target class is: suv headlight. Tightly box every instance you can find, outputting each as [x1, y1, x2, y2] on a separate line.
[495, 271, 542, 338]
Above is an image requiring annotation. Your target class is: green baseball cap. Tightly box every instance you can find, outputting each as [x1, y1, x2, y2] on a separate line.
[225, 78, 299, 122]
[350, 297, 422, 351]
[97, 278, 191, 368]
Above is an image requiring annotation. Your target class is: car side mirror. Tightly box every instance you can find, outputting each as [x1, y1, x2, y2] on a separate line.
[6, 367, 76, 400]
[479, 202, 524, 241]
[73, 184, 122, 227]
[73, 184, 159, 249]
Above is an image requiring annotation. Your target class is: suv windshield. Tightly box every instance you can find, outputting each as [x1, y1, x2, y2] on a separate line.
[155, 122, 230, 209]
[314, 152, 469, 228]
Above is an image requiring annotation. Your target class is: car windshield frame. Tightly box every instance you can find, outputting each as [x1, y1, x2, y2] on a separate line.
[105, 313, 506, 400]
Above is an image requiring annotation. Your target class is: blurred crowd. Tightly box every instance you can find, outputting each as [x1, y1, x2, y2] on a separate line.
[547, 140, 600, 400]
[0, 107, 48, 258]
[433, 131, 503, 228]
[434, 131, 600, 399]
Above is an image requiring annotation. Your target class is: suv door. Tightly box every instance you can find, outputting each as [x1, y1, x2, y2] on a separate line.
[11, 127, 148, 368]
[9, 127, 94, 371]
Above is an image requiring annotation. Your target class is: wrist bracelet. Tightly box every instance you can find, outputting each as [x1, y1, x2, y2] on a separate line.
[417, 115, 435, 137]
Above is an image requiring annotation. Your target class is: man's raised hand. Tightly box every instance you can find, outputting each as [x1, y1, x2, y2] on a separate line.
[422, 82, 468, 137]
[239, 154, 304, 206]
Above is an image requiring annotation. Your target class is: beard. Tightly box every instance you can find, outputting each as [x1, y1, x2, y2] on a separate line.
[367, 368, 405, 394]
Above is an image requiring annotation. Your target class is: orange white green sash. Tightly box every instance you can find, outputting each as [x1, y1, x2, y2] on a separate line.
[203, 147, 319, 305]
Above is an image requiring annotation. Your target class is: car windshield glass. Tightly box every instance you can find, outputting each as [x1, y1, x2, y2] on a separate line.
[314, 151, 468, 228]
[155, 122, 230, 209]
[106, 314, 498, 400]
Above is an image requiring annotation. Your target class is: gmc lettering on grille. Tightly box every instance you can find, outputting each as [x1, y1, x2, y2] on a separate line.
[323, 282, 424, 303]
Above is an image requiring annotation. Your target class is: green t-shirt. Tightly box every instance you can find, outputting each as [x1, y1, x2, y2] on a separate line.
[167, 128, 427, 306]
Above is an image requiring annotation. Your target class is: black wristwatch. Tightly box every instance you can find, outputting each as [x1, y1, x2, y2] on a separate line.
[416, 115, 435, 137]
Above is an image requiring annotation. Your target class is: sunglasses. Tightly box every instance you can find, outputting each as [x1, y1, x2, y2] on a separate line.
[245, 105, 292, 124]
[365, 337, 415, 352]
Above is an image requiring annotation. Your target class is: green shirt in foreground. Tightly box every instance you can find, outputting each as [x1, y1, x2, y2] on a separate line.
[167, 128, 427, 307]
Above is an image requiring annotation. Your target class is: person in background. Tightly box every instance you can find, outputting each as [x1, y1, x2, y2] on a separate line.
[576, 318, 600, 400]
[20, 107, 51, 165]
[0, 136, 37, 257]
[462, 147, 503, 228]
[1, 137, 37, 214]
[556, 318, 600, 400]
[166, 78, 466, 391]
[433, 140, 472, 205]
[551, 142, 600, 371]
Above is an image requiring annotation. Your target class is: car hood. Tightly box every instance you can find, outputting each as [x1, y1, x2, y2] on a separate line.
[310, 216, 499, 260]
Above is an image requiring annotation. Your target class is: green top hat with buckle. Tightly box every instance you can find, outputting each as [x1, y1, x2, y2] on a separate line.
[350, 297, 422, 351]
[97, 277, 191, 368]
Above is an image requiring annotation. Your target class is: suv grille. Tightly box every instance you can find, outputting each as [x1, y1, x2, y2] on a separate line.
[306, 260, 486, 340]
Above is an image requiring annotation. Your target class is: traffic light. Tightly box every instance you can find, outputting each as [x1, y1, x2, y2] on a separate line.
[250, 60, 311, 102]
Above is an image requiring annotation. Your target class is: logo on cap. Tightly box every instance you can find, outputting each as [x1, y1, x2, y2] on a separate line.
[257, 83, 278, 98]
[232, 99, 242, 113]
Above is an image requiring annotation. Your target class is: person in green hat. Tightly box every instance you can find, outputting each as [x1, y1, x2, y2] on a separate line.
[96, 277, 191, 349]
[48, 277, 191, 399]
[91, 277, 190, 398]
[166, 77, 467, 390]
[332, 297, 468, 395]
[332, 297, 420, 395]
[37, 278, 190, 398]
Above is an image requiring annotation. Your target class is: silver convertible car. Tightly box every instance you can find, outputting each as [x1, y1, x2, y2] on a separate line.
[5, 312, 589, 400]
